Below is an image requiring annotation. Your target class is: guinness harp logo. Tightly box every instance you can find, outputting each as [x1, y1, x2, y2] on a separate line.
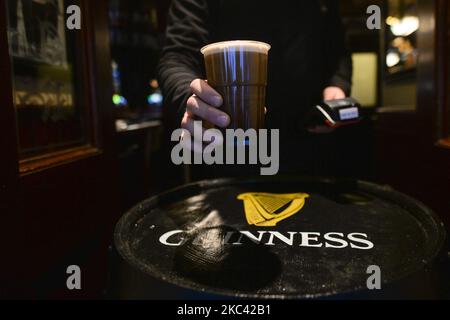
[237, 192, 309, 227]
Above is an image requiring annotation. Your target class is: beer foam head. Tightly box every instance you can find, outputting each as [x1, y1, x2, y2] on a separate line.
[201, 40, 271, 56]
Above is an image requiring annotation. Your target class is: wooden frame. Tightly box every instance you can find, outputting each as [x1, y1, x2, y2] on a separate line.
[435, 0, 450, 148]
[372, 0, 450, 228]
[0, 0, 19, 192]
[0, 0, 119, 297]
[415, 0, 436, 138]
[0, 0, 108, 175]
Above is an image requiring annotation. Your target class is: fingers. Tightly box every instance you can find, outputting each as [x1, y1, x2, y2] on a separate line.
[186, 95, 230, 127]
[185, 79, 230, 128]
[190, 79, 223, 107]
[323, 86, 346, 101]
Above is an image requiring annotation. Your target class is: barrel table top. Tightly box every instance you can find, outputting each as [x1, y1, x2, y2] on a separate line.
[114, 177, 446, 299]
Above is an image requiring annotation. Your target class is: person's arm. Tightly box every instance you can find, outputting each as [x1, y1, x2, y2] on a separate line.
[157, 0, 210, 124]
[157, 0, 229, 137]
[322, 0, 352, 100]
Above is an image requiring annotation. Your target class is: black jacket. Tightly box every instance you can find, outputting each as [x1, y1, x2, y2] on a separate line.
[157, 0, 352, 131]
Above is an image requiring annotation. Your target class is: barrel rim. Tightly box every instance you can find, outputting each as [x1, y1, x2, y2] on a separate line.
[114, 176, 447, 299]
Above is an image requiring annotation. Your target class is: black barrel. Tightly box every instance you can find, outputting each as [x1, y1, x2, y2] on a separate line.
[110, 177, 446, 299]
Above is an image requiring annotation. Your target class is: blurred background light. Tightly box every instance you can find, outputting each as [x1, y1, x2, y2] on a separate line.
[390, 16, 419, 36]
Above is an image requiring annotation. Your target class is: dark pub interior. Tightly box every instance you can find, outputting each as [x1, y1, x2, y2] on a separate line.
[0, 0, 449, 300]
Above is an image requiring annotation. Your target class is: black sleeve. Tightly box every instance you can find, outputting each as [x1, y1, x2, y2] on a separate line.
[323, 0, 353, 96]
[157, 0, 211, 125]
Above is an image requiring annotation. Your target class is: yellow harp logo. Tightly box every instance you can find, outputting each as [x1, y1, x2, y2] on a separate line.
[237, 192, 309, 227]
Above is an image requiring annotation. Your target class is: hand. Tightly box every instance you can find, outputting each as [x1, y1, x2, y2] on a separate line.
[182, 79, 230, 130]
[180, 79, 229, 152]
[323, 86, 346, 101]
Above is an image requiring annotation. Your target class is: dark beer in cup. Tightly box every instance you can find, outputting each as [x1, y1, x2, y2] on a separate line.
[201, 41, 270, 130]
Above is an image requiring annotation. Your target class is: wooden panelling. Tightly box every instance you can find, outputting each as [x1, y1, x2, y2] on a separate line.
[376, 0, 450, 228]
